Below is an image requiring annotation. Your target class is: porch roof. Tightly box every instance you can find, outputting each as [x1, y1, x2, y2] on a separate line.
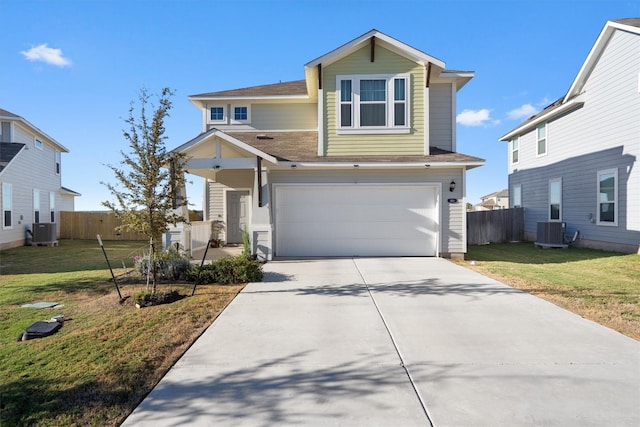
[226, 131, 485, 167]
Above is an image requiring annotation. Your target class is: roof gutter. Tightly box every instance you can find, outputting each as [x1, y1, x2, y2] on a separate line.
[499, 97, 585, 141]
[0, 115, 69, 152]
[278, 160, 485, 169]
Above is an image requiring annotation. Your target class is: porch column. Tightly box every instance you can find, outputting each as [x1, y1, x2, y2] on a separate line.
[164, 171, 191, 252]
[250, 160, 273, 261]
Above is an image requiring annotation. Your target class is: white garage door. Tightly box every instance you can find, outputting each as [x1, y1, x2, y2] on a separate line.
[275, 184, 438, 257]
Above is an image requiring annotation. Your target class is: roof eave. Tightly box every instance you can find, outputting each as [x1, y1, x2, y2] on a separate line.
[277, 160, 485, 168]
[437, 71, 475, 90]
[499, 97, 585, 141]
[564, 19, 640, 102]
[0, 115, 69, 152]
[304, 29, 446, 70]
[173, 128, 279, 165]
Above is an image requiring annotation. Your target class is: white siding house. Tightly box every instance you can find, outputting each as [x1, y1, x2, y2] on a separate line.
[172, 30, 484, 260]
[500, 19, 640, 253]
[0, 109, 80, 249]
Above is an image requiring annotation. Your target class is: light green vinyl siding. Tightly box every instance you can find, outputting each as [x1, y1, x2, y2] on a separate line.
[323, 45, 425, 156]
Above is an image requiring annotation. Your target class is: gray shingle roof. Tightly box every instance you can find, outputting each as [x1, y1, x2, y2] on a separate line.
[0, 108, 21, 118]
[225, 131, 484, 164]
[191, 80, 308, 98]
[0, 143, 25, 173]
[612, 18, 640, 27]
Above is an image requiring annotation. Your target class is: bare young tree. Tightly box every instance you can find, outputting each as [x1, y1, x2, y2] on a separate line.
[102, 87, 188, 291]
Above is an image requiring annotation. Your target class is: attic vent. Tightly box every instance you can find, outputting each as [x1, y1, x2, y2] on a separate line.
[256, 134, 273, 140]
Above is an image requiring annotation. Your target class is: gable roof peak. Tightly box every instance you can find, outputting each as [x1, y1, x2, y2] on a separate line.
[304, 28, 445, 70]
[0, 108, 69, 152]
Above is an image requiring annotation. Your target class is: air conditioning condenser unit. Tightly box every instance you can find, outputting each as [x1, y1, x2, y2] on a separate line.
[535, 222, 566, 248]
[32, 223, 58, 246]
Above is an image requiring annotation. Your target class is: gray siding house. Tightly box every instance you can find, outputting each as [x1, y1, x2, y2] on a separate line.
[172, 30, 484, 260]
[0, 109, 79, 250]
[500, 19, 640, 253]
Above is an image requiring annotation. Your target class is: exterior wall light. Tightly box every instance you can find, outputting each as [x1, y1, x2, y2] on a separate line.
[449, 180, 456, 192]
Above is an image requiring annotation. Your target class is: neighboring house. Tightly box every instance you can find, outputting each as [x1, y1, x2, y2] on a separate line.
[172, 30, 484, 260]
[499, 19, 640, 253]
[473, 189, 508, 211]
[0, 108, 80, 250]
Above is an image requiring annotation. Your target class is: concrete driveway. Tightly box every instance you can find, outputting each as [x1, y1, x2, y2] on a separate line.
[122, 258, 640, 427]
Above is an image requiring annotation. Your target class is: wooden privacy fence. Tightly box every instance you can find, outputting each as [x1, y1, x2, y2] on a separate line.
[467, 207, 524, 245]
[59, 211, 147, 240]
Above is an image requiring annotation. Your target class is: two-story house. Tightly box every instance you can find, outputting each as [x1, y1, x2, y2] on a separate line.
[473, 189, 509, 211]
[0, 108, 79, 250]
[172, 30, 484, 260]
[499, 19, 639, 254]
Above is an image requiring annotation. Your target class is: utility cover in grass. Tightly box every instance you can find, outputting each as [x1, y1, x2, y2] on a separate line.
[21, 302, 64, 309]
[21, 321, 62, 341]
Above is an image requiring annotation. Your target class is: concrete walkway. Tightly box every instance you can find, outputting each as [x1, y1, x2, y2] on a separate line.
[122, 258, 640, 426]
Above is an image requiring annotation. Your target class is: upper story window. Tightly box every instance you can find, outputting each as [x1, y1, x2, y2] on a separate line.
[537, 124, 547, 156]
[231, 105, 250, 124]
[337, 74, 410, 134]
[55, 151, 61, 175]
[35, 138, 43, 150]
[597, 169, 617, 226]
[210, 106, 226, 122]
[549, 178, 562, 221]
[511, 137, 519, 164]
[2, 183, 12, 229]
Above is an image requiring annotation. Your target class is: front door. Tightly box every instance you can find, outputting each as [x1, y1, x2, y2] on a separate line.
[226, 191, 250, 244]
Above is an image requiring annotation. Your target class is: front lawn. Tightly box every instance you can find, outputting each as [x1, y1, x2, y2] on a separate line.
[459, 242, 640, 340]
[0, 240, 243, 426]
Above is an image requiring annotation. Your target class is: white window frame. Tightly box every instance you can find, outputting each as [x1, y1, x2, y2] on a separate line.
[511, 137, 519, 164]
[512, 183, 522, 208]
[231, 105, 251, 124]
[207, 105, 227, 124]
[536, 123, 547, 157]
[548, 177, 562, 221]
[34, 189, 41, 223]
[2, 182, 12, 229]
[50, 191, 56, 223]
[597, 168, 618, 226]
[336, 73, 410, 134]
[35, 138, 43, 150]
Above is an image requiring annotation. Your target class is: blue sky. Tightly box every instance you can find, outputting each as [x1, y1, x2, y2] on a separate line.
[2, 0, 638, 211]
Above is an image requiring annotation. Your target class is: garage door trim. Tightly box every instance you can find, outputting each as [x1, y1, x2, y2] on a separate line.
[273, 183, 441, 257]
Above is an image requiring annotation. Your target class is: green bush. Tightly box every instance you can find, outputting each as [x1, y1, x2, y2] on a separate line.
[187, 255, 263, 284]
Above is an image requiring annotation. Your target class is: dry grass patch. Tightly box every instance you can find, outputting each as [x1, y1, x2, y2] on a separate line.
[459, 243, 640, 341]
[0, 240, 244, 426]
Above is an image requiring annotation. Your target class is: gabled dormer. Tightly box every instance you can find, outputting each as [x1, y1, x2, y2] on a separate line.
[304, 29, 473, 156]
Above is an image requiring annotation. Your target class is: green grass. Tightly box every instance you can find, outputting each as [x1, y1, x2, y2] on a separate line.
[0, 240, 243, 426]
[460, 243, 640, 340]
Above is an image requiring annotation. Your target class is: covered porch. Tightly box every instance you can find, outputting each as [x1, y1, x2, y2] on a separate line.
[170, 129, 279, 261]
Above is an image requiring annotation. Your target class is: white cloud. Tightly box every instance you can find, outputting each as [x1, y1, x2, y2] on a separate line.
[507, 103, 537, 120]
[456, 109, 498, 127]
[536, 97, 553, 107]
[21, 44, 71, 67]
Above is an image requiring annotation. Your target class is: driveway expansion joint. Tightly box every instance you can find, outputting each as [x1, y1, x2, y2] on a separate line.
[352, 258, 436, 427]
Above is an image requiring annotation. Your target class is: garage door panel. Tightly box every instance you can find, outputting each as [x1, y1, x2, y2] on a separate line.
[275, 185, 438, 257]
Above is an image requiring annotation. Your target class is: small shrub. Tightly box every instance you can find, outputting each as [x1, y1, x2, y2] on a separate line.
[242, 227, 251, 259]
[187, 255, 263, 284]
[186, 264, 216, 284]
[133, 245, 191, 281]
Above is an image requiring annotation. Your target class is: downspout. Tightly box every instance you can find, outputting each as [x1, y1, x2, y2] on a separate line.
[424, 63, 432, 156]
[317, 63, 324, 156]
